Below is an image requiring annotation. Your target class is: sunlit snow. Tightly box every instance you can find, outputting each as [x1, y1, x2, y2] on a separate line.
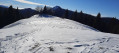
[0, 15, 119, 53]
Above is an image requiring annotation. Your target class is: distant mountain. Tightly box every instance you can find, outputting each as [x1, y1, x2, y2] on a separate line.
[52, 6, 62, 11]
[19, 8, 39, 18]
[0, 5, 39, 18]
[51, 6, 65, 17]
[0, 5, 39, 19]
[51, 6, 74, 18]
[0, 5, 8, 8]
[0, 5, 8, 13]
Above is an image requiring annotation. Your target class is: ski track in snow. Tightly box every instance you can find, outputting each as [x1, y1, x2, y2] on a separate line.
[0, 15, 119, 53]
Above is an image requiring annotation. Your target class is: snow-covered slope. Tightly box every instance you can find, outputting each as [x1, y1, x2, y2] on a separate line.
[0, 15, 119, 53]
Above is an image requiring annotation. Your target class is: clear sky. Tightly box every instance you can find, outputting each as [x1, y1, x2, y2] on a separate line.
[0, 0, 119, 18]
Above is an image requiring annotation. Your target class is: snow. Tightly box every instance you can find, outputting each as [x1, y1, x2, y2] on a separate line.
[0, 15, 119, 53]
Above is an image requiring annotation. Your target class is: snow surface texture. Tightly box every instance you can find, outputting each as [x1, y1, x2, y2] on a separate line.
[0, 15, 119, 53]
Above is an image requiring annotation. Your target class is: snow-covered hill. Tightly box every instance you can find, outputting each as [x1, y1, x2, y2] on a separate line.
[0, 15, 119, 53]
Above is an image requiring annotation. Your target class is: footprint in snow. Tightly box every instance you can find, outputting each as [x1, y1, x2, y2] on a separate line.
[74, 44, 89, 47]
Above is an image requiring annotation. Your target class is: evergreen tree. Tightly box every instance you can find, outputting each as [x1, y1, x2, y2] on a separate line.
[7, 5, 14, 23]
[79, 10, 83, 17]
[9, 5, 13, 13]
[109, 17, 117, 33]
[80, 10, 83, 14]
[94, 12, 102, 30]
[70, 10, 78, 20]
[43, 5, 47, 14]
[48, 9, 54, 15]
[78, 10, 83, 22]
[7, 5, 18, 23]
[74, 10, 78, 18]
[16, 7, 21, 20]
[63, 9, 69, 18]
[96, 12, 101, 20]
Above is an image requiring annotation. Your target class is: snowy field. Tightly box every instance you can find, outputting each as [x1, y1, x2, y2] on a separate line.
[0, 15, 119, 53]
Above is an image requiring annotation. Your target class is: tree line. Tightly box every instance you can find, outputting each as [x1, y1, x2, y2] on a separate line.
[0, 5, 119, 34]
[0, 5, 22, 28]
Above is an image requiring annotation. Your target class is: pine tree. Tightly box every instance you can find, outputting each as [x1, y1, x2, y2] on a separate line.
[16, 7, 21, 20]
[43, 5, 47, 14]
[63, 9, 69, 18]
[96, 12, 101, 20]
[79, 10, 83, 17]
[7, 5, 18, 23]
[94, 12, 102, 30]
[8, 5, 13, 14]
[70, 10, 78, 20]
[74, 10, 78, 18]
[80, 10, 83, 14]
[109, 17, 116, 32]
[78, 10, 84, 22]
[7, 5, 14, 23]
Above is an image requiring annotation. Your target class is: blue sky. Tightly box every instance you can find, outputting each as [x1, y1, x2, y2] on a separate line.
[0, 0, 119, 18]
